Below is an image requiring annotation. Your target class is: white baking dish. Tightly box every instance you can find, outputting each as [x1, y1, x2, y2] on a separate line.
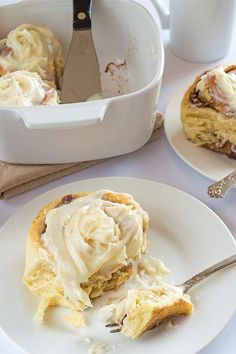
[0, 0, 164, 164]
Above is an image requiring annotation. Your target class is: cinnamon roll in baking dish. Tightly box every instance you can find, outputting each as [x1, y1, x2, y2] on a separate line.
[181, 64, 236, 159]
[0, 24, 64, 86]
[23, 190, 149, 323]
[0, 70, 59, 106]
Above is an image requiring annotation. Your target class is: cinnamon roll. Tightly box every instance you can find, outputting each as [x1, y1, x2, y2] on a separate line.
[99, 280, 193, 339]
[181, 64, 236, 159]
[0, 24, 64, 86]
[0, 70, 59, 106]
[23, 190, 149, 323]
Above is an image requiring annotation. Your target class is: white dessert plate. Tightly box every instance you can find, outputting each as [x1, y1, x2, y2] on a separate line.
[0, 177, 236, 354]
[164, 79, 236, 182]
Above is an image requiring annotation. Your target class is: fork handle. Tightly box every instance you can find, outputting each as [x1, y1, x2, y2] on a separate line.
[73, 0, 92, 30]
[208, 169, 236, 198]
[181, 254, 236, 293]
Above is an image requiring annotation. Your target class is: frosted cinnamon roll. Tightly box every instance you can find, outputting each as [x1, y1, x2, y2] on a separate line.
[181, 64, 236, 159]
[23, 191, 149, 323]
[0, 70, 59, 106]
[99, 280, 193, 339]
[0, 24, 64, 86]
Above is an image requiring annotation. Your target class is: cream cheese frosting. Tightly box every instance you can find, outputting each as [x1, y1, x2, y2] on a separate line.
[41, 190, 148, 307]
[0, 24, 64, 84]
[138, 254, 170, 278]
[0, 70, 59, 106]
[196, 65, 236, 115]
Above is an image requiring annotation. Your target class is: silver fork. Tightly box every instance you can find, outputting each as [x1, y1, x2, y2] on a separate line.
[106, 254, 236, 333]
[208, 169, 236, 198]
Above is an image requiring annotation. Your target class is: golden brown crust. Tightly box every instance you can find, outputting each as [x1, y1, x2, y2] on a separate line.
[142, 299, 193, 334]
[181, 64, 236, 159]
[122, 296, 193, 339]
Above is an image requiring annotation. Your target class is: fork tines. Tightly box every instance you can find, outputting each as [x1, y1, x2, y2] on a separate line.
[110, 327, 121, 333]
[105, 323, 119, 328]
[105, 314, 127, 334]
[105, 323, 121, 333]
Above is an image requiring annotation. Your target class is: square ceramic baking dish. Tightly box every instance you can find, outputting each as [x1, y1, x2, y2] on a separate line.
[0, 0, 164, 164]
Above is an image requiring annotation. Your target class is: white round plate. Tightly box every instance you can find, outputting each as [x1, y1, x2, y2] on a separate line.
[0, 177, 236, 354]
[164, 79, 236, 182]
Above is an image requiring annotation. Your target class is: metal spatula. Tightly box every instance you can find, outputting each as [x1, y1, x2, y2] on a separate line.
[61, 0, 101, 103]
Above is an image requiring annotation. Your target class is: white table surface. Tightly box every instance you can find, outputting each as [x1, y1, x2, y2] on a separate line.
[1, 0, 236, 353]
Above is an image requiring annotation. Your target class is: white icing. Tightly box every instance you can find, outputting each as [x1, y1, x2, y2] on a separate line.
[86, 93, 103, 101]
[138, 254, 170, 277]
[196, 66, 236, 114]
[41, 190, 148, 307]
[0, 24, 64, 82]
[0, 70, 59, 106]
[89, 342, 109, 354]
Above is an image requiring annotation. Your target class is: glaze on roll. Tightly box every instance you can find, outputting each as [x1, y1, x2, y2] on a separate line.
[0, 70, 59, 106]
[23, 190, 149, 323]
[0, 24, 64, 85]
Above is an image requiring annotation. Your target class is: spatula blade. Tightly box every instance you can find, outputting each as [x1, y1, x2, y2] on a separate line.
[61, 29, 101, 103]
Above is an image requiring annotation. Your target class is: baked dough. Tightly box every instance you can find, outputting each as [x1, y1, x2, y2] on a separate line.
[181, 64, 236, 159]
[23, 191, 148, 323]
[99, 281, 193, 339]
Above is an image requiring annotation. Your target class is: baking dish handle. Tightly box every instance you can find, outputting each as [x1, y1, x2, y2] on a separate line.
[14, 100, 109, 130]
[151, 0, 170, 29]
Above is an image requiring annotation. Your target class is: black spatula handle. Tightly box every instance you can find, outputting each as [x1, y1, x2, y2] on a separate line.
[73, 0, 92, 30]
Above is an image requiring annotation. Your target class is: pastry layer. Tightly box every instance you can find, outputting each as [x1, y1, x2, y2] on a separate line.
[99, 281, 193, 339]
[181, 64, 236, 159]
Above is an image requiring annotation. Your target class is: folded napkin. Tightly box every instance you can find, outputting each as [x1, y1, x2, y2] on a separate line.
[0, 113, 163, 199]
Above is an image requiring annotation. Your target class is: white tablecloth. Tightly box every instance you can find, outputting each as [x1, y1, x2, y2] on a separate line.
[1, 0, 236, 353]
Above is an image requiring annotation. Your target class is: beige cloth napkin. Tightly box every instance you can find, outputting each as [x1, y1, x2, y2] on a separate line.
[0, 113, 163, 199]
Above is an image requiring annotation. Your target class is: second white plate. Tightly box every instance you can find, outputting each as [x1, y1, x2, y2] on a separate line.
[164, 79, 236, 182]
[0, 177, 236, 354]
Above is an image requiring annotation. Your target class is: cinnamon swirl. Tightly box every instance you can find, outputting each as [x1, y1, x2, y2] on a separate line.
[181, 64, 236, 159]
